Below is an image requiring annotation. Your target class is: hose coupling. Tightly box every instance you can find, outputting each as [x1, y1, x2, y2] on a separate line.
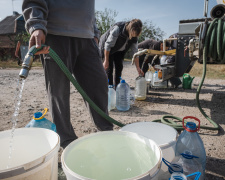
[19, 53, 34, 79]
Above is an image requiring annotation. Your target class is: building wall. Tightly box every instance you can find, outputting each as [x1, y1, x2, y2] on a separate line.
[0, 34, 16, 48]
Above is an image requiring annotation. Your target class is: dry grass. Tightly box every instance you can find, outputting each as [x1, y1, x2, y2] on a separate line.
[0, 60, 42, 69]
[189, 62, 225, 80]
[1, 59, 225, 80]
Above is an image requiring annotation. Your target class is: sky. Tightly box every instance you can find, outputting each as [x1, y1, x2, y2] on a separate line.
[0, 0, 220, 38]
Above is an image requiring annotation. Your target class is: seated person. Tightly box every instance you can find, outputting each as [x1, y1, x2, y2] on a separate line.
[138, 39, 170, 74]
[138, 38, 181, 88]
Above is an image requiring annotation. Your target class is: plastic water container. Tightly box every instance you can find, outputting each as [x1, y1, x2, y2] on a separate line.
[61, 131, 162, 180]
[170, 172, 202, 180]
[0, 128, 60, 180]
[170, 172, 187, 180]
[175, 116, 206, 179]
[25, 108, 56, 132]
[152, 71, 167, 88]
[116, 78, 130, 111]
[152, 71, 159, 87]
[145, 70, 153, 84]
[135, 76, 147, 100]
[108, 85, 116, 111]
[174, 151, 203, 180]
[160, 55, 167, 65]
[160, 158, 183, 180]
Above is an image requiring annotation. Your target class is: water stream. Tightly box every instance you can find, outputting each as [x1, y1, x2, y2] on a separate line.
[7, 78, 25, 169]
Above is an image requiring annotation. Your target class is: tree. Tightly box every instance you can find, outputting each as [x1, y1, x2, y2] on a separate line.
[138, 19, 165, 42]
[95, 8, 118, 35]
[14, 32, 30, 45]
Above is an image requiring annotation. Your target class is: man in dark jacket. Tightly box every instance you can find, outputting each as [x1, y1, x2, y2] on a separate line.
[99, 19, 143, 88]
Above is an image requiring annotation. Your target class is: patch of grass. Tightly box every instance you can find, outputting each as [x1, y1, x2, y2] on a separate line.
[126, 58, 225, 80]
[189, 62, 225, 80]
[0, 60, 42, 69]
[1, 59, 225, 80]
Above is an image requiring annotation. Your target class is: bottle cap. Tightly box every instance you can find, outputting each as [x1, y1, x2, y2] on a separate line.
[108, 85, 113, 88]
[182, 116, 200, 132]
[155, 71, 158, 73]
[121, 79, 125, 83]
[33, 108, 48, 120]
[186, 122, 196, 131]
[34, 112, 43, 119]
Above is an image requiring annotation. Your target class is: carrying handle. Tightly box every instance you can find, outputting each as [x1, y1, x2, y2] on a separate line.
[162, 158, 183, 174]
[181, 153, 199, 159]
[182, 116, 200, 132]
[33, 108, 48, 120]
[186, 172, 201, 180]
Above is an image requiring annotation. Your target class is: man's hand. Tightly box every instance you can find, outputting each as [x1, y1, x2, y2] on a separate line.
[103, 60, 109, 70]
[29, 29, 50, 55]
[94, 37, 99, 44]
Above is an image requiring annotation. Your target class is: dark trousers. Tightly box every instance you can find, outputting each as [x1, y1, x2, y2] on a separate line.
[107, 51, 125, 88]
[41, 34, 113, 148]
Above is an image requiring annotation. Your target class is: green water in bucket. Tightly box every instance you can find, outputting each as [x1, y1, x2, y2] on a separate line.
[64, 133, 159, 180]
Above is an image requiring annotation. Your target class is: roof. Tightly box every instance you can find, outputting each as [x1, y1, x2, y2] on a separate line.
[0, 14, 24, 35]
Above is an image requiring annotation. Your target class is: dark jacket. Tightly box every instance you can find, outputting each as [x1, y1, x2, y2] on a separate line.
[138, 39, 161, 51]
[138, 39, 161, 66]
[99, 21, 138, 59]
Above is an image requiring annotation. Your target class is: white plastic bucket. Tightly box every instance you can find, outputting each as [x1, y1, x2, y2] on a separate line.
[0, 128, 60, 180]
[62, 131, 162, 180]
[120, 122, 178, 174]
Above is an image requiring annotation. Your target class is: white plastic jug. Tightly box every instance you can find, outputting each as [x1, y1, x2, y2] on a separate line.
[152, 71, 160, 87]
[160, 55, 167, 65]
[145, 70, 153, 84]
[108, 85, 116, 111]
[152, 71, 167, 88]
[135, 76, 147, 100]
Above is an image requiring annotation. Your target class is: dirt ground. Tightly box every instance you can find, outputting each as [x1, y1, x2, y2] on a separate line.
[0, 61, 225, 179]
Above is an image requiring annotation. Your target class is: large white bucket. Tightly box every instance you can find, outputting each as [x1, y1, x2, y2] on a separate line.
[0, 128, 60, 180]
[62, 131, 162, 180]
[120, 122, 178, 174]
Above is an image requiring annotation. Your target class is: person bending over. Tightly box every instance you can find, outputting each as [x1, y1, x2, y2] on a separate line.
[99, 19, 143, 88]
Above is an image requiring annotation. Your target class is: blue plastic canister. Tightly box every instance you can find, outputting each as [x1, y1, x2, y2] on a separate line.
[116, 78, 130, 111]
[175, 116, 206, 179]
[25, 108, 56, 132]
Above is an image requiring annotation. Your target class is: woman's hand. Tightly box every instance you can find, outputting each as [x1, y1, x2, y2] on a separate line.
[137, 67, 144, 76]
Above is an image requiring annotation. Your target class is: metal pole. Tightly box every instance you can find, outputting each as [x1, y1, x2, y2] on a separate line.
[204, 0, 209, 17]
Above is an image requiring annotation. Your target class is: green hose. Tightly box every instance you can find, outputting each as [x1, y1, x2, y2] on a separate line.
[152, 18, 223, 131]
[28, 19, 224, 130]
[28, 46, 125, 127]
